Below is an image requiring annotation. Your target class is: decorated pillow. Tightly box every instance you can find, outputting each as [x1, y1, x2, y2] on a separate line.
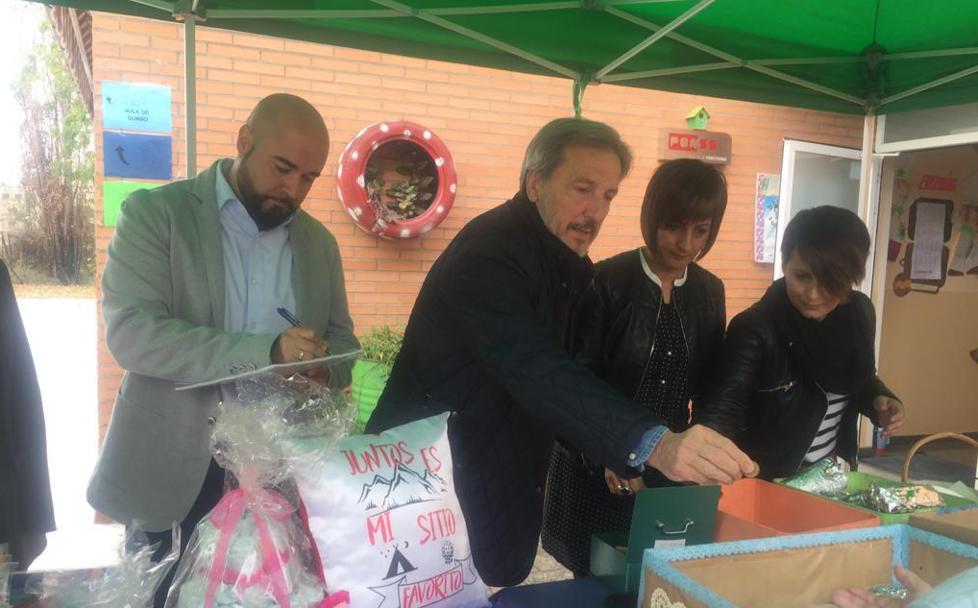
[293, 413, 489, 608]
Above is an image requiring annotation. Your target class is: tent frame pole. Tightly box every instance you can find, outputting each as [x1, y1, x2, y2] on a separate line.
[753, 48, 978, 66]
[885, 47, 978, 61]
[127, 0, 171, 12]
[603, 5, 863, 107]
[414, 2, 579, 16]
[602, 61, 735, 82]
[209, 2, 586, 19]
[856, 112, 877, 233]
[752, 56, 864, 66]
[595, 0, 714, 80]
[206, 9, 405, 19]
[881, 64, 978, 106]
[182, 4, 198, 177]
[365, 0, 580, 79]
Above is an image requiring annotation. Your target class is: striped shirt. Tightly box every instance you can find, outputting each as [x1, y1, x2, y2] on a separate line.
[804, 391, 850, 463]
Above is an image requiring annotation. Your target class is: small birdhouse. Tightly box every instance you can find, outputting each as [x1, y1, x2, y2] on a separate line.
[685, 106, 710, 130]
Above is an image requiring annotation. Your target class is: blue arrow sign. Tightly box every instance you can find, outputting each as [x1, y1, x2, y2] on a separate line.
[103, 132, 172, 180]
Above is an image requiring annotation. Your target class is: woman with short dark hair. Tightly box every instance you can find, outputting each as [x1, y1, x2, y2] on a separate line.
[695, 206, 905, 480]
[541, 158, 729, 577]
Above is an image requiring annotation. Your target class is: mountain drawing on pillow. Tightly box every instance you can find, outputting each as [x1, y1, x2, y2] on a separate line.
[357, 464, 448, 512]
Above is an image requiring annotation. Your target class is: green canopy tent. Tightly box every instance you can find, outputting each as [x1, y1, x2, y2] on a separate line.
[31, 0, 978, 202]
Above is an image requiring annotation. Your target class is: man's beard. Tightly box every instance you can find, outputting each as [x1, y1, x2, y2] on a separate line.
[238, 161, 298, 231]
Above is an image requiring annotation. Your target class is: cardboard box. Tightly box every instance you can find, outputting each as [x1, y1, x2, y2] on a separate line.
[910, 507, 978, 546]
[716, 479, 879, 541]
[590, 479, 879, 594]
[640, 525, 978, 608]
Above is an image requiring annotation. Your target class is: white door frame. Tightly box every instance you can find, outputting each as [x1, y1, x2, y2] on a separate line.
[775, 140, 881, 295]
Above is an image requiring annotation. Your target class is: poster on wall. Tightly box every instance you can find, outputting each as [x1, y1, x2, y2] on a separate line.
[888, 170, 912, 261]
[910, 201, 948, 280]
[101, 81, 172, 133]
[754, 173, 780, 263]
[949, 204, 978, 276]
[889, 163, 978, 296]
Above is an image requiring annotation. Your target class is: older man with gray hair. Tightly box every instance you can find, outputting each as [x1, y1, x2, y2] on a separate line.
[366, 117, 756, 587]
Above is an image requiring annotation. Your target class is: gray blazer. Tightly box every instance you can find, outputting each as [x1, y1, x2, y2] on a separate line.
[88, 160, 359, 532]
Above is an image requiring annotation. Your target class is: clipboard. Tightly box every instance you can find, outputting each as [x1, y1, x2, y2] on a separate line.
[175, 350, 361, 391]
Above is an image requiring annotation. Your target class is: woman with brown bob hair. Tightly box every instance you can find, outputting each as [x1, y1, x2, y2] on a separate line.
[542, 158, 730, 577]
[695, 206, 905, 480]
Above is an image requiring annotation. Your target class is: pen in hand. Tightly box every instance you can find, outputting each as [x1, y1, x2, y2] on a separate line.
[275, 307, 330, 366]
[277, 307, 302, 327]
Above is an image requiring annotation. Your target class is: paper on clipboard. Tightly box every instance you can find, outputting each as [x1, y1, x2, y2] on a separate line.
[911, 201, 947, 280]
[175, 350, 362, 391]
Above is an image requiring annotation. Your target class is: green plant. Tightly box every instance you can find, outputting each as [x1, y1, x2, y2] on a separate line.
[359, 325, 404, 369]
[365, 141, 438, 222]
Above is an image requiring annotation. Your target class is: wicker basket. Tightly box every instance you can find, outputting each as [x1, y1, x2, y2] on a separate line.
[901, 431, 978, 484]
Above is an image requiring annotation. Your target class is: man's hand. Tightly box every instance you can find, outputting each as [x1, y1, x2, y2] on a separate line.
[831, 587, 904, 608]
[873, 396, 905, 437]
[647, 424, 758, 485]
[604, 467, 645, 496]
[304, 365, 331, 386]
[271, 327, 328, 364]
[831, 565, 930, 607]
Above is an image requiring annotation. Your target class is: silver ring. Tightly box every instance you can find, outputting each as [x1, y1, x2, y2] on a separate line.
[618, 483, 631, 496]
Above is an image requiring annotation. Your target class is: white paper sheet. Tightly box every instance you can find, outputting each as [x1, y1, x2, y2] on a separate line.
[911, 202, 947, 280]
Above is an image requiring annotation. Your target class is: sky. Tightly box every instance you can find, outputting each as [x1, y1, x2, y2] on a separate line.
[0, 0, 45, 186]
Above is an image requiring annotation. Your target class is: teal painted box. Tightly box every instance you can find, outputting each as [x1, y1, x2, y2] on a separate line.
[640, 524, 978, 607]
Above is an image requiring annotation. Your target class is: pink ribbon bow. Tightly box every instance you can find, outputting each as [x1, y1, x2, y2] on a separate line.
[204, 487, 295, 608]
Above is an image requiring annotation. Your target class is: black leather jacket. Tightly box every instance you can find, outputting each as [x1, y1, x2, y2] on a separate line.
[569, 249, 727, 421]
[694, 284, 896, 480]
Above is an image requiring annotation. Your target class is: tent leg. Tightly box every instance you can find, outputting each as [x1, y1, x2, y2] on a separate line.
[184, 12, 197, 177]
[856, 110, 879, 455]
[856, 112, 876, 226]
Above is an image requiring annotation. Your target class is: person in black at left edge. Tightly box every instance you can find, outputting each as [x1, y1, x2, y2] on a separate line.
[0, 258, 55, 570]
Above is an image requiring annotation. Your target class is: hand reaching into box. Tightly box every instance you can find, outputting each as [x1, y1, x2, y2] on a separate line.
[647, 424, 759, 485]
[831, 565, 930, 608]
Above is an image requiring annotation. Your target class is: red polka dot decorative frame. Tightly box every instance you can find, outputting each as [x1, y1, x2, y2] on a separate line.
[337, 120, 457, 239]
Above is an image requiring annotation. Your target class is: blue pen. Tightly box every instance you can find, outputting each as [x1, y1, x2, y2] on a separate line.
[276, 307, 302, 327]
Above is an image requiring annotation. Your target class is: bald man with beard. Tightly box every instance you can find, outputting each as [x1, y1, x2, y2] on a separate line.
[88, 94, 359, 604]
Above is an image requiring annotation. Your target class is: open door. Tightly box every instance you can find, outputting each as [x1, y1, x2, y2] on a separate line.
[776, 140, 882, 295]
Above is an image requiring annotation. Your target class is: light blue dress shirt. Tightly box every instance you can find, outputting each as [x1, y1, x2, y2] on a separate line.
[215, 165, 297, 337]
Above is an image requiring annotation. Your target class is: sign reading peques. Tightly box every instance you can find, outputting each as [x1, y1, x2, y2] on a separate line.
[658, 129, 732, 165]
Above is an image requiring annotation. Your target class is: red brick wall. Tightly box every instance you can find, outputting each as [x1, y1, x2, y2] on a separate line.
[93, 13, 864, 439]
